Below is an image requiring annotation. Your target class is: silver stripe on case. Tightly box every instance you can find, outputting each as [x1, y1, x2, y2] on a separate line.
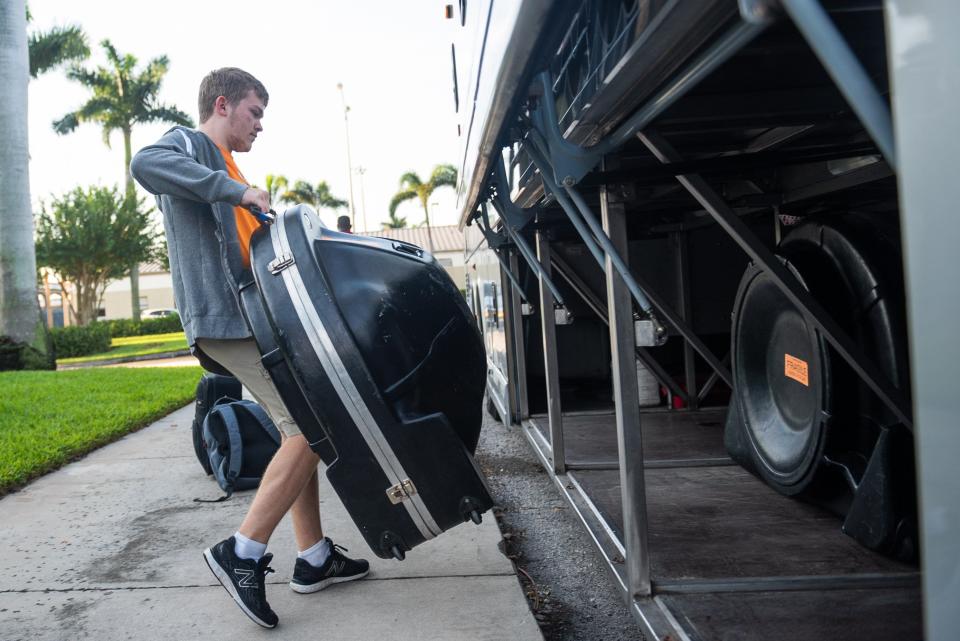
[271, 212, 442, 539]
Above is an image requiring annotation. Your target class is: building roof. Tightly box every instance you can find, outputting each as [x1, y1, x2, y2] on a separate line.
[140, 260, 168, 275]
[363, 225, 465, 253]
[133, 225, 466, 276]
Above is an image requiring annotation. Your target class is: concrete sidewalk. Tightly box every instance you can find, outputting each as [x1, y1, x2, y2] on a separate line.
[0, 405, 542, 640]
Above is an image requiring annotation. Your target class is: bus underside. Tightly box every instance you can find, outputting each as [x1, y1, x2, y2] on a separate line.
[459, 1, 925, 638]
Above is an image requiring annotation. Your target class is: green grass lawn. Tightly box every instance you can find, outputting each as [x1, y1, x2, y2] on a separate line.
[57, 332, 189, 365]
[0, 366, 202, 494]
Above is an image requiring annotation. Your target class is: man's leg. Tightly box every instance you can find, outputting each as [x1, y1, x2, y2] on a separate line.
[289, 466, 323, 550]
[196, 337, 367, 620]
[238, 434, 321, 543]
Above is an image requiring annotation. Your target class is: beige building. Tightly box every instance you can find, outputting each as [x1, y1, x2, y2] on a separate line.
[99, 260, 177, 320]
[80, 225, 467, 322]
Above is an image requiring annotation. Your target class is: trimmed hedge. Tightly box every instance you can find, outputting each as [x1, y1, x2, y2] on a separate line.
[50, 323, 112, 358]
[105, 313, 183, 338]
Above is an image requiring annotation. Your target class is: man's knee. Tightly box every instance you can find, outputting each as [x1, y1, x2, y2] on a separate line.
[280, 433, 320, 461]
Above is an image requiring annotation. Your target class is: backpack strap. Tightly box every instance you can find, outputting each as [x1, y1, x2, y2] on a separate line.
[234, 400, 282, 446]
[194, 403, 244, 503]
[218, 403, 245, 488]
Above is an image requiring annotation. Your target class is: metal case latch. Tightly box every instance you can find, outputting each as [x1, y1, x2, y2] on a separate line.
[268, 253, 295, 274]
[386, 479, 418, 504]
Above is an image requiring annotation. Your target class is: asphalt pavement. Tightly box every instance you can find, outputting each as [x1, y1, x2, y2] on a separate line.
[474, 410, 645, 641]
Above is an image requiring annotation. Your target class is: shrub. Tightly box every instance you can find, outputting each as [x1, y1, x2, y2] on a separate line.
[106, 313, 183, 337]
[50, 323, 112, 358]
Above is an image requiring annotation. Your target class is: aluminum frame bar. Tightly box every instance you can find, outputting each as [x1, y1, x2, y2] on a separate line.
[698, 353, 731, 405]
[780, 0, 897, 169]
[655, 572, 921, 594]
[638, 129, 912, 428]
[603, 183, 652, 599]
[675, 231, 699, 409]
[519, 418, 683, 640]
[526, 133, 607, 268]
[532, 129, 732, 385]
[526, 134, 665, 334]
[508, 252, 530, 421]
[566, 184, 657, 315]
[536, 228, 566, 474]
[490, 197, 567, 307]
[474, 207, 531, 305]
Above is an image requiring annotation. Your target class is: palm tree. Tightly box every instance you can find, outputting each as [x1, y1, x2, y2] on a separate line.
[281, 180, 348, 212]
[383, 210, 408, 230]
[0, 2, 88, 369]
[27, 11, 88, 79]
[265, 174, 289, 206]
[388, 164, 457, 253]
[53, 39, 192, 321]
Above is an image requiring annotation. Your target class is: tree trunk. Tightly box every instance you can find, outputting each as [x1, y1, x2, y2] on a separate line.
[123, 127, 141, 322]
[421, 201, 435, 254]
[77, 280, 98, 326]
[0, 0, 54, 370]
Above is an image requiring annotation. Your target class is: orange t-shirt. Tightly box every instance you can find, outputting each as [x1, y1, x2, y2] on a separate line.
[218, 146, 259, 268]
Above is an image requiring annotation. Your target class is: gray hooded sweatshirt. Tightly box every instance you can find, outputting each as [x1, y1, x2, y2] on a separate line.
[130, 126, 253, 345]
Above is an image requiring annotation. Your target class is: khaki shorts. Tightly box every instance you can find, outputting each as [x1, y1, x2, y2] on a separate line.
[195, 337, 301, 438]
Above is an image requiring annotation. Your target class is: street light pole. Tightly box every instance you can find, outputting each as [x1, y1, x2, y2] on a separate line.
[336, 82, 357, 227]
[355, 166, 368, 233]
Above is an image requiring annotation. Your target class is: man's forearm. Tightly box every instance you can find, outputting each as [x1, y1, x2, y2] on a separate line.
[130, 140, 247, 206]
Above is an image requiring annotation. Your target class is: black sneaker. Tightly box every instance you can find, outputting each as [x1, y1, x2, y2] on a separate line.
[289, 538, 370, 594]
[203, 537, 279, 628]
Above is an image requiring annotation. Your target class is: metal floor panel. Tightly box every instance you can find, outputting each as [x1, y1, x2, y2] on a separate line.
[522, 409, 922, 640]
[659, 588, 922, 641]
[529, 409, 730, 467]
[574, 466, 916, 581]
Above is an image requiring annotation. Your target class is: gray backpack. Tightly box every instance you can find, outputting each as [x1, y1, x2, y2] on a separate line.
[196, 399, 281, 502]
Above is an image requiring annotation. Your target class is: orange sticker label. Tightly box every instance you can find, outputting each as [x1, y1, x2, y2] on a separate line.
[784, 354, 809, 386]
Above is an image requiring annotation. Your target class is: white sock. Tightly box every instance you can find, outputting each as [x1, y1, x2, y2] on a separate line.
[233, 532, 267, 560]
[298, 538, 331, 568]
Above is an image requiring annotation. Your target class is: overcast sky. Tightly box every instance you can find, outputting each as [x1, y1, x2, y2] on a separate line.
[26, 1, 462, 232]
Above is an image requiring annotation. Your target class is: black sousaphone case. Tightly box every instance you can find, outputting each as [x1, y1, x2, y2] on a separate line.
[238, 205, 492, 560]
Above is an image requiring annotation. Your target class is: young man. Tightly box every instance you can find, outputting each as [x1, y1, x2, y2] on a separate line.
[130, 68, 368, 629]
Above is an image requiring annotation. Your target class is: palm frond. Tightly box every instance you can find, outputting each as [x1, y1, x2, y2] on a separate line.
[384, 210, 408, 229]
[314, 181, 348, 209]
[65, 65, 110, 90]
[100, 39, 122, 68]
[76, 96, 117, 120]
[280, 180, 315, 205]
[52, 112, 80, 135]
[141, 56, 170, 86]
[429, 163, 458, 189]
[429, 163, 457, 181]
[265, 174, 289, 202]
[389, 189, 418, 216]
[140, 104, 194, 127]
[101, 125, 116, 149]
[28, 25, 89, 78]
[398, 172, 422, 189]
[321, 196, 349, 209]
